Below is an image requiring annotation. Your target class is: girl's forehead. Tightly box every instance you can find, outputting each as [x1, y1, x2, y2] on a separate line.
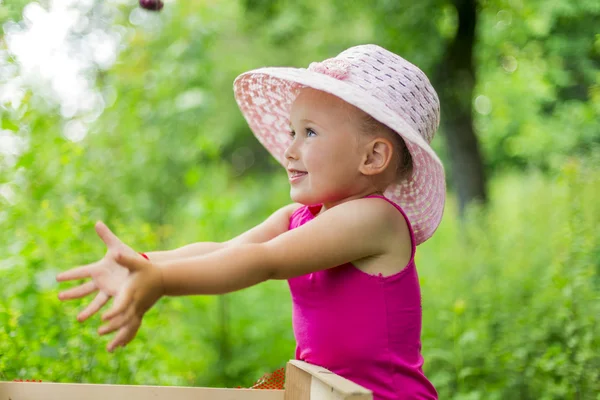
[292, 88, 345, 108]
[290, 88, 366, 122]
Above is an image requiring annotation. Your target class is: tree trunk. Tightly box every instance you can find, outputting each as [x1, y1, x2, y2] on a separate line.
[435, 0, 487, 214]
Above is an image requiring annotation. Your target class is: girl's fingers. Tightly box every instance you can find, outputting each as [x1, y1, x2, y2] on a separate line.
[95, 221, 122, 248]
[107, 320, 141, 353]
[56, 262, 98, 282]
[98, 307, 135, 336]
[58, 281, 97, 301]
[77, 292, 109, 322]
[101, 287, 134, 321]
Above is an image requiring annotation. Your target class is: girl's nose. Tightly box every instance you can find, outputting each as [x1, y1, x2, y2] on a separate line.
[284, 140, 299, 161]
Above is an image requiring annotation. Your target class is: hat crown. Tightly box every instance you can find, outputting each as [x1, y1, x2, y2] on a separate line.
[318, 45, 440, 144]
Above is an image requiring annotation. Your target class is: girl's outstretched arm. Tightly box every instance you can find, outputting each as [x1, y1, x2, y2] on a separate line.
[99, 197, 402, 350]
[160, 197, 398, 295]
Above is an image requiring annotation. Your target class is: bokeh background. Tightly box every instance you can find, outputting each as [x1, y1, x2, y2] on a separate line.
[0, 0, 599, 398]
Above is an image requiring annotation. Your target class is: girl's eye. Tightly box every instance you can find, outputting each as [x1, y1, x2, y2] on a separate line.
[289, 128, 315, 138]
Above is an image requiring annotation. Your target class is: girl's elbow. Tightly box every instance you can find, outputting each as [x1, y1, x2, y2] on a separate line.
[262, 257, 283, 281]
[257, 243, 287, 280]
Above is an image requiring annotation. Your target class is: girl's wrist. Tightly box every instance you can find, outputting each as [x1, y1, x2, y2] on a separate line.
[140, 252, 167, 295]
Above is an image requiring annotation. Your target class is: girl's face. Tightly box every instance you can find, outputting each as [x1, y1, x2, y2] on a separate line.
[285, 88, 370, 207]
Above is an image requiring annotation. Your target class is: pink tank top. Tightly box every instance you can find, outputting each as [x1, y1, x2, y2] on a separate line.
[287, 195, 438, 400]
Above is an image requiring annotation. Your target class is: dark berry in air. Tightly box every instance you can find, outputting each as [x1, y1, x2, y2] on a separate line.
[139, 0, 164, 11]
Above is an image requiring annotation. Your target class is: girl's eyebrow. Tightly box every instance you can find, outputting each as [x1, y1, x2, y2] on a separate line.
[290, 118, 318, 126]
[300, 118, 326, 130]
[290, 118, 326, 132]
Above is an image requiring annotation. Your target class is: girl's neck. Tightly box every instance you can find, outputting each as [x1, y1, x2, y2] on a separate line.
[318, 190, 385, 215]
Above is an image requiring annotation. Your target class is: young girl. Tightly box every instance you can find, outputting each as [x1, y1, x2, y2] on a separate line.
[57, 44, 445, 400]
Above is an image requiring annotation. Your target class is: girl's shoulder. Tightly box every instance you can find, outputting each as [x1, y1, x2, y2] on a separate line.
[327, 196, 413, 254]
[353, 196, 413, 235]
[350, 196, 415, 276]
[366, 196, 414, 234]
[292, 196, 412, 247]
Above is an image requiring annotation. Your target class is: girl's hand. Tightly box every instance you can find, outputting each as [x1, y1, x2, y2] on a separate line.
[97, 253, 165, 352]
[56, 221, 143, 322]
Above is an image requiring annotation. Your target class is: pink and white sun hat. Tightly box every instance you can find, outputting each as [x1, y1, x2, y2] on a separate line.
[233, 44, 445, 245]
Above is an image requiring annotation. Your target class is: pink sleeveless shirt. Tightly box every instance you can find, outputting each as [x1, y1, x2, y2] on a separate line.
[287, 195, 438, 400]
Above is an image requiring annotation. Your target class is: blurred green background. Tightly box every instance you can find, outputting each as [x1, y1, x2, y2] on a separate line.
[0, 0, 599, 399]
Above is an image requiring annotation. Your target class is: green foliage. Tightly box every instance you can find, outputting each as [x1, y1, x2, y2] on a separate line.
[0, 0, 31, 26]
[0, 0, 598, 398]
[418, 158, 600, 399]
[476, 0, 600, 172]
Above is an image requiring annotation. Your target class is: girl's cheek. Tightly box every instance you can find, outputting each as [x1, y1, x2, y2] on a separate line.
[304, 153, 323, 171]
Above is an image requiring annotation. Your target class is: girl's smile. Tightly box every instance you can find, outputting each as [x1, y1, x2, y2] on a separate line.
[288, 168, 308, 183]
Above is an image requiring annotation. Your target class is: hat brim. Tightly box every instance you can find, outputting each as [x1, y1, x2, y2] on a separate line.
[234, 67, 446, 245]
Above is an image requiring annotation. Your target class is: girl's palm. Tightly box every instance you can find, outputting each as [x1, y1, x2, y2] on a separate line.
[90, 253, 130, 296]
[57, 222, 141, 321]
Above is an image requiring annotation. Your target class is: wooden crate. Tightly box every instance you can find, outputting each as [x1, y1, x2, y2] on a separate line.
[0, 360, 373, 400]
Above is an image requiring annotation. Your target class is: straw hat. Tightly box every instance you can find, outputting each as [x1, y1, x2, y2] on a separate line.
[233, 44, 445, 245]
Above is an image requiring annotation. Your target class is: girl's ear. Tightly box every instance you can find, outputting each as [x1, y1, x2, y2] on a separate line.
[359, 138, 395, 176]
